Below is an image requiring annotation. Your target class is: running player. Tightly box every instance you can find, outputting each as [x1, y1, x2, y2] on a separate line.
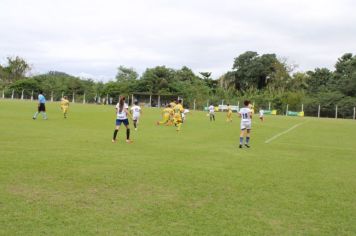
[169, 99, 177, 109]
[238, 100, 253, 148]
[130, 101, 142, 131]
[173, 99, 184, 131]
[157, 104, 174, 126]
[33, 91, 48, 120]
[226, 103, 233, 122]
[208, 104, 215, 121]
[259, 108, 264, 122]
[112, 96, 132, 143]
[182, 109, 189, 123]
[60, 96, 70, 118]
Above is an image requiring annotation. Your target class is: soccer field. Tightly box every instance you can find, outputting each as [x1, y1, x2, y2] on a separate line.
[1, 100, 355, 235]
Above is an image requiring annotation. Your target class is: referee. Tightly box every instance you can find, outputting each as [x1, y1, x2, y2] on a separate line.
[33, 91, 48, 120]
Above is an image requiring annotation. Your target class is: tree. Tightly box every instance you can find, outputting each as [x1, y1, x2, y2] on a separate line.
[115, 66, 138, 82]
[0, 56, 31, 86]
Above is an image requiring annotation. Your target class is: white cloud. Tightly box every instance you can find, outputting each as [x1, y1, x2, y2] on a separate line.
[1, 0, 356, 80]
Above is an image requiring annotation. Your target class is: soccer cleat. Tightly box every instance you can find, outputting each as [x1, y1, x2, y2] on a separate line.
[135, 128, 137, 131]
[32, 117, 36, 120]
[126, 140, 133, 144]
[239, 144, 243, 148]
[112, 139, 116, 143]
[245, 144, 250, 148]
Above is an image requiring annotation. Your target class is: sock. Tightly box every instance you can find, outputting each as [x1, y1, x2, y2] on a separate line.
[42, 112, 47, 119]
[113, 129, 118, 140]
[33, 112, 38, 118]
[176, 123, 182, 131]
[240, 137, 243, 144]
[126, 128, 130, 140]
[133, 121, 137, 128]
[246, 137, 250, 144]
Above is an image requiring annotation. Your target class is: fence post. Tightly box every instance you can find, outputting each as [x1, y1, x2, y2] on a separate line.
[21, 90, 24, 100]
[106, 94, 109, 105]
[301, 103, 304, 112]
[11, 89, 14, 99]
[131, 94, 134, 104]
[149, 95, 152, 107]
[2, 89, 4, 99]
[318, 104, 320, 118]
[335, 105, 338, 119]
[353, 107, 356, 120]
[83, 93, 86, 104]
[72, 92, 75, 103]
[158, 95, 161, 108]
[31, 90, 34, 101]
[268, 102, 271, 110]
[51, 91, 54, 102]
[286, 104, 289, 116]
[237, 101, 240, 109]
[193, 99, 196, 110]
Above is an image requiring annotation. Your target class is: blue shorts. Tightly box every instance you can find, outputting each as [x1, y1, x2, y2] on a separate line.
[116, 119, 129, 126]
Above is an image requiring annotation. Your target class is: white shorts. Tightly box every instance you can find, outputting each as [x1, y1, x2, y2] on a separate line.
[133, 115, 140, 121]
[240, 121, 251, 130]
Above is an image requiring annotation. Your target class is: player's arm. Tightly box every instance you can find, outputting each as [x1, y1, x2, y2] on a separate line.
[125, 108, 133, 120]
[249, 111, 253, 119]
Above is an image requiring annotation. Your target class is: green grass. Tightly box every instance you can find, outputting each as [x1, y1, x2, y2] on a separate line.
[0, 100, 355, 235]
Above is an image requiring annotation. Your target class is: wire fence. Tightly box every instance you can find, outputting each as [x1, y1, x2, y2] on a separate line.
[1, 89, 356, 120]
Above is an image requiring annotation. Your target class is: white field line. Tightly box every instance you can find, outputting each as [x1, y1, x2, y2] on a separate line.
[265, 121, 308, 144]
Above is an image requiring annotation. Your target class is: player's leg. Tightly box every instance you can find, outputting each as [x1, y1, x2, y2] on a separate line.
[176, 119, 182, 131]
[239, 129, 245, 148]
[124, 119, 132, 143]
[112, 120, 121, 142]
[40, 104, 47, 119]
[213, 114, 215, 121]
[245, 129, 251, 148]
[33, 105, 41, 119]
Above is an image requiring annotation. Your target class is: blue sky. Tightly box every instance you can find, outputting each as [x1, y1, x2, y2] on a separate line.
[1, 0, 355, 81]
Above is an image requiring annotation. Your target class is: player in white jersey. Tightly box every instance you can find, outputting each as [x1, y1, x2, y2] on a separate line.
[112, 96, 132, 143]
[238, 100, 253, 148]
[181, 109, 189, 123]
[208, 104, 215, 121]
[259, 108, 264, 122]
[130, 101, 142, 131]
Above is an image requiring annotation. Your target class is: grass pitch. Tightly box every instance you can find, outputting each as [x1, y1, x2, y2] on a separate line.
[0, 100, 355, 235]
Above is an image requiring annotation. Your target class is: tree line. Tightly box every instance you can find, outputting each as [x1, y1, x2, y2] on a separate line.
[1, 52, 356, 118]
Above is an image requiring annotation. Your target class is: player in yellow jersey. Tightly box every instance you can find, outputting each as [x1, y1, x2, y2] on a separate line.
[169, 99, 177, 109]
[157, 104, 174, 125]
[60, 96, 70, 118]
[173, 99, 184, 131]
[226, 104, 233, 122]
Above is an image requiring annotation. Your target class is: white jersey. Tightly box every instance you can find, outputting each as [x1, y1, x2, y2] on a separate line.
[239, 107, 252, 130]
[239, 107, 252, 122]
[259, 110, 264, 117]
[208, 105, 215, 114]
[116, 102, 129, 120]
[130, 105, 141, 119]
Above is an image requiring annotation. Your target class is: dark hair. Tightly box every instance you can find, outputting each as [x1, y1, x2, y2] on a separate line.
[134, 101, 138, 105]
[119, 96, 125, 113]
[178, 99, 182, 104]
[39, 90, 43, 94]
[227, 104, 230, 106]
[244, 100, 250, 106]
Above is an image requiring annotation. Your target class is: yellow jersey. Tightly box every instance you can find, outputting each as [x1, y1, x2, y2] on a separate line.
[169, 102, 176, 108]
[60, 99, 69, 107]
[163, 107, 173, 115]
[173, 104, 184, 116]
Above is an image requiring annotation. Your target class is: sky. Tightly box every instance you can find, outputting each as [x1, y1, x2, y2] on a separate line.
[0, 0, 356, 81]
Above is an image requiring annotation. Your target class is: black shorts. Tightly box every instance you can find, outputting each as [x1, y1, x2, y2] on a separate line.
[38, 103, 46, 112]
